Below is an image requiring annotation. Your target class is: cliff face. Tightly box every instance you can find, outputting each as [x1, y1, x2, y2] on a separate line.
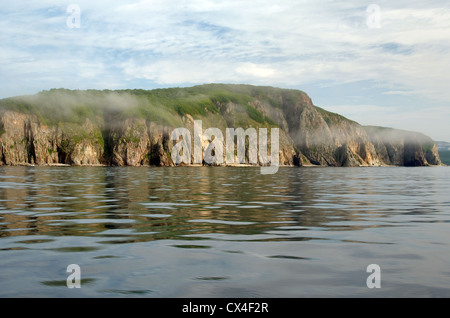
[0, 111, 174, 167]
[364, 126, 441, 167]
[107, 118, 173, 167]
[0, 84, 442, 167]
[0, 111, 102, 166]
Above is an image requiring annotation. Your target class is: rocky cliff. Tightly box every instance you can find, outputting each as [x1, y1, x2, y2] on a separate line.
[0, 84, 442, 167]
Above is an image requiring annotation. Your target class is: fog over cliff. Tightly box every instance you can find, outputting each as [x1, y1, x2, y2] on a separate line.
[0, 84, 443, 167]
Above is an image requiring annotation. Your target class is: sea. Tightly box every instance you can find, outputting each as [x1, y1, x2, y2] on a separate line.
[0, 165, 449, 298]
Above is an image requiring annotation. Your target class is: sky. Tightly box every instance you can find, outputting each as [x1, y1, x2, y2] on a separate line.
[1, 0, 450, 141]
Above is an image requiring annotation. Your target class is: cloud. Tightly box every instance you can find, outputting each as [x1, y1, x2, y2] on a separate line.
[236, 63, 277, 79]
[2, 1, 450, 92]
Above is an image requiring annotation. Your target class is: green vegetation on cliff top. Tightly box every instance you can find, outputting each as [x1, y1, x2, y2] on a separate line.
[0, 84, 438, 150]
[0, 84, 295, 127]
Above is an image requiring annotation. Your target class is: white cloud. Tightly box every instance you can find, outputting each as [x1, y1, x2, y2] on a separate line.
[236, 63, 277, 79]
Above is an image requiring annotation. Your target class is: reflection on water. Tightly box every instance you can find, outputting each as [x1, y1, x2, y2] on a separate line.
[0, 166, 450, 297]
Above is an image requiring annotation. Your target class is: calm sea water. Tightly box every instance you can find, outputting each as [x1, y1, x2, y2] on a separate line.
[0, 166, 449, 297]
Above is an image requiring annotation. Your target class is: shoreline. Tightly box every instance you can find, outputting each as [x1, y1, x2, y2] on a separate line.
[0, 162, 445, 168]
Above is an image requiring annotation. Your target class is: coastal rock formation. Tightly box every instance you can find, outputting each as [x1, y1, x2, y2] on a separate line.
[364, 126, 441, 166]
[0, 84, 442, 167]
